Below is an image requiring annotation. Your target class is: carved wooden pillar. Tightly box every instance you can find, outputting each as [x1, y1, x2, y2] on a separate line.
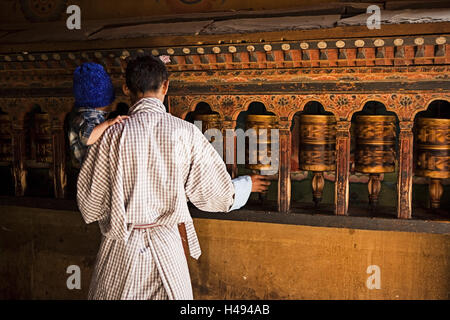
[278, 120, 291, 213]
[11, 116, 27, 196]
[51, 118, 67, 199]
[44, 99, 69, 199]
[222, 119, 238, 178]
[40, 98, 70, 199]
[397, 121, 414, 219]
[334, 120, 351, 216]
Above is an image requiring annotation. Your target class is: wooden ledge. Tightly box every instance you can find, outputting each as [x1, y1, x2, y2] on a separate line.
[190, 205, 450, 235]
[0, 196, 448, 235]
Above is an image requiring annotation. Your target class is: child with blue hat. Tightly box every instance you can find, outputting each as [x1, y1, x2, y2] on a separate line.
[69, 57, 170, 165]
[68, 62, 128, 164]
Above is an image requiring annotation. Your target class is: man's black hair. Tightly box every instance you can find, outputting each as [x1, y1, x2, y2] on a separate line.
[125, 54, 168, 95]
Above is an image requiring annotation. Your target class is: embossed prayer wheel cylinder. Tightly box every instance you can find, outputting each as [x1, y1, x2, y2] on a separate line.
[0, 114, 12, 162]
[354, 115, 397, 174]
[298, 115, 337, 206]
[415, 117, 450, 209]
[354, 115, 397, 207]
[299, 115, 337, 172]
[245, 114, 278, 173]
[193, 114, 222, 143]
[33, 113, 53, 163]
[415, 118, 450, 179]
[193, 114, 222, 133]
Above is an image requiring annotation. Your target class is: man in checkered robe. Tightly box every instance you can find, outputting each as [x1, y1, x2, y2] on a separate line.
[76, 55, 269, 299]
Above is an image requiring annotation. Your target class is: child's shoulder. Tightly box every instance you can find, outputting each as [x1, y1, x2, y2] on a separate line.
[69, 109, 106, 134]
[76, 108, 107, 124]
[70, 108, 92, 120]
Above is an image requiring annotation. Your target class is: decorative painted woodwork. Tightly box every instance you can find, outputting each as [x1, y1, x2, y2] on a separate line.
[2, 35, 448, 70]
[0, 92, 448, 218]
[334, 120, 351, 216]
[397, 121, 414, 219]
[19, 0, 67, 23]
[0, 24, 448, 219]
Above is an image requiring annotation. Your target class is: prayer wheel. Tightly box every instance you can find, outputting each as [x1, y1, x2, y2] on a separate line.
[0, 114, 12, 162]
[245, 114, 278, 174]
[193, 114, 221, 133]
[193, 114, 222, 143]
[354, 115, 397, 207]
[298, 114, 337, 206]
[415, 117, 450, 209]
[33, 113, 52, 163]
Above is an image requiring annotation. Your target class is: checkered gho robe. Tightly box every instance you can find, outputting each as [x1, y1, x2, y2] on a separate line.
[77, 97, 235, 300]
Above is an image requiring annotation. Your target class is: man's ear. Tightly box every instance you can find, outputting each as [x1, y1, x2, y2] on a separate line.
[122, 84, 131, 96]
[162, 80, 169, 95]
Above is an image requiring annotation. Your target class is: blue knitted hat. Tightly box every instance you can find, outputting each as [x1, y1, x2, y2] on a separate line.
[73, 62, 115, 108]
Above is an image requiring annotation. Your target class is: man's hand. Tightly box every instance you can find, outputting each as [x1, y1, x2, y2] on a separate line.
[250, 175, 271, 193]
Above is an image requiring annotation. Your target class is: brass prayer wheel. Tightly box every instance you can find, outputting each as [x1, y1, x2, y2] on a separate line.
[354, 115, 397, 207]
[299, 115, 336, 171]
[354, 115, 397, 174]
[193, 114, 222, 133]
[245, 114, 278, 173]
[0, 114, 12, 162]
[415, 117, 450, 209]
[33, 113, 52, 163]
[193, 114, 222, 143]
[298, 115, 337, 206]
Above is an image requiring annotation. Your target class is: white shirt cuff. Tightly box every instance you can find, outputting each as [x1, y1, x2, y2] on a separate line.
[229, 175, 252, 211]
